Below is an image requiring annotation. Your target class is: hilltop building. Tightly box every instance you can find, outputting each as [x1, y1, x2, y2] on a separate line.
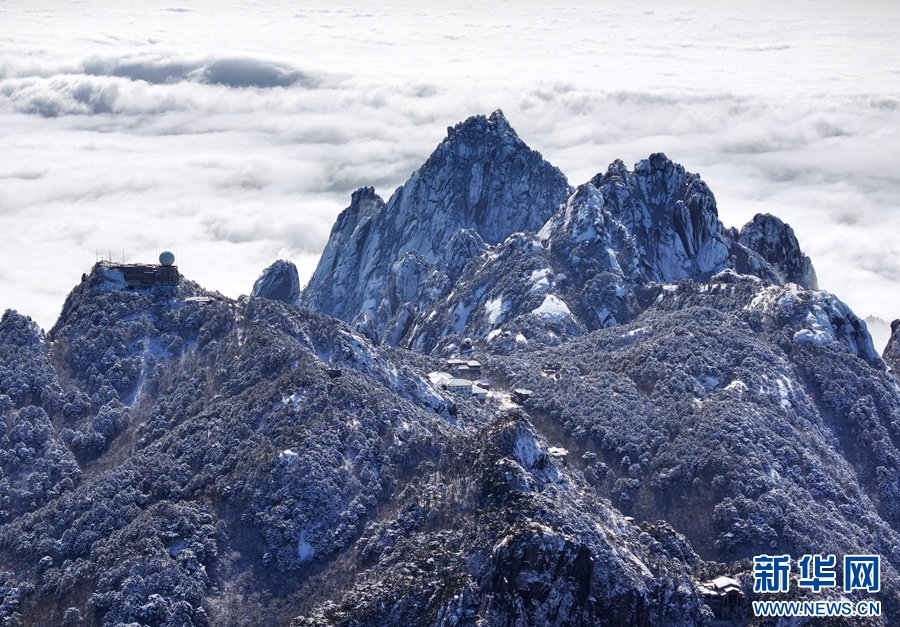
[104, 251, 180, 289]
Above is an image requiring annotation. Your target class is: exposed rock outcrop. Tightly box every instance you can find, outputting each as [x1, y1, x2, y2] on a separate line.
[252, 259, 301, 304]
[884, 319, 900, 377]
[301, 110, 571, 342]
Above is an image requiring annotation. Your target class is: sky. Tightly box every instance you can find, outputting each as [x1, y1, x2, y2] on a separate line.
[1, 0, 898, 348]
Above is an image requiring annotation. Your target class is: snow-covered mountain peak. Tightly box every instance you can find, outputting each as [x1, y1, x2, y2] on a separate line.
[442, 108, 514, 148]
[300, 111, 570, 343]
[587, 153, 727, 285]
[300, 113, 824, 356]
[50, 261, 215, 340]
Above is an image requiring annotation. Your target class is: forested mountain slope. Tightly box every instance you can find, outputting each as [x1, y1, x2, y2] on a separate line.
[0, 112, 896, 626]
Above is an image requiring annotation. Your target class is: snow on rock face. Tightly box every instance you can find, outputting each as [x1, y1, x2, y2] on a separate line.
[484, 295, 509, 325]
[531, 295, 571, 320]
[442, 228, 488, 281]
[303, 114, 820, 355]
[738, 213, 818, 289]
[884, 319, 900, 378]
[301, 110, 570, 345]
[747, 284, 881, 364]
[492, 419, 565, 492]
[589, 154, 730, 284]
[542, 155, 819, 305]
[528, 268, 552, 293]
[410, 232, 594, 353]
[251, 259, 301, 305]
[100, 267, 128, 291]
[302, 186, 386, 322]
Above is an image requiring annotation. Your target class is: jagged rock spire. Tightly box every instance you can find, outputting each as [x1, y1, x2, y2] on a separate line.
[738, 213, 818, 289]
[301, 110, 571, 340]
[302, 113, 820, 352]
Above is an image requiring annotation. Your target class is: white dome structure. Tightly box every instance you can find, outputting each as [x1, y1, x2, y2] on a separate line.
[159, 251, 176, 267]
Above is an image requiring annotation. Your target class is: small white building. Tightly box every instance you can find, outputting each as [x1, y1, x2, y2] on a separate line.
[697, 576, 743, 620]
[471, 385, 488, 401]
[428, 371, 454, 387]
[447, 378, 473, 395]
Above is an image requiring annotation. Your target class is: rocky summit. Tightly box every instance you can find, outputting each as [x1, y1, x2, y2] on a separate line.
[304, 114, 819, 355]
[252, 259, 302, 305]
[0, 113, 897, 626]
[300, 110, 571, 347]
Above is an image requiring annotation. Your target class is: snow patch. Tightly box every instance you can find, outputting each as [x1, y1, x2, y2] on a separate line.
[793, 328, 833, 346]
[484, 296, 509, 325]
[99, 267, 128, 291]
[282, 391, 305, 406]
[532, 295, 571, 320]
[771, 375, 796, 409]
[452, 301, 473, 334]
[529, 268, 552, 294]
[495, 392, 518, 410]
[280, 448, 299, 461]
[513, 434, 544, 468]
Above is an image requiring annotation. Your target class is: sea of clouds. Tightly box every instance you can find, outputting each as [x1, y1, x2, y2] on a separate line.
[1, 1, 898, 348]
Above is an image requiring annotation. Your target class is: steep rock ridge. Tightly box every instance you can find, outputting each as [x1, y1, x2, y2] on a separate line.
[397, 150, 820, 354]
[885, 319, 900, 378]
[587, 156, 817, 290]
[252, 259, 301, 304]
[300, 113, 819, 355]
[301, 186, 386, 322]
[301, 110, 570, 342]
[587, 156, 731, 285]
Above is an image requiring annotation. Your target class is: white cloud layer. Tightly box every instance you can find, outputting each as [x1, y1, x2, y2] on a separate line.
[0, 0, 898, 350]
